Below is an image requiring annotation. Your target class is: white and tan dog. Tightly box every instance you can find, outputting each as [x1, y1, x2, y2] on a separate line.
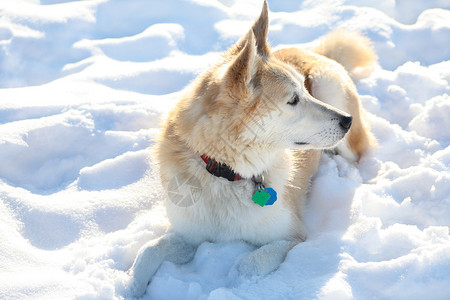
[128, 0, 375, 296]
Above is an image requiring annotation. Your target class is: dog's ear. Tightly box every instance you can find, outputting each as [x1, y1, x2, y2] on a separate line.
[251, 0, 270, 56]
[231, 0, 270, 57]
[225, 30, 258, 98]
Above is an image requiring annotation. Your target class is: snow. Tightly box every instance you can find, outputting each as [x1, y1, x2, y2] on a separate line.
[0, 0, 449, 299]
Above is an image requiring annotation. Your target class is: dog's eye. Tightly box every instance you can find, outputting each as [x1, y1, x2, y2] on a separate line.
[287, 94, 299, 105]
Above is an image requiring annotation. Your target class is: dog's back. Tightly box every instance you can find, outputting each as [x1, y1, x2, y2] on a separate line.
[313, 30, 377, 78]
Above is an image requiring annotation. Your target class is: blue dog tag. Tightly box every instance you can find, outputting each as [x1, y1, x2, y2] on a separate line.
[264, 187, 277, 205]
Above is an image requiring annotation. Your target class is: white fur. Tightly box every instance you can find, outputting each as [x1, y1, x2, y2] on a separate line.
[165, 152, 300, 246]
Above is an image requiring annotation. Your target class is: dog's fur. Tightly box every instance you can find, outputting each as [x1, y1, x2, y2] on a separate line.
[128, 1, 376, 296]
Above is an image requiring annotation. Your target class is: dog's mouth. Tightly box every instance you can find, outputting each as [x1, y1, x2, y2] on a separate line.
[294, 141, 341, 149]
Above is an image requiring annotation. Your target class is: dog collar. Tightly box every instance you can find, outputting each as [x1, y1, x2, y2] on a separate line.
[200, 154, 277, 207]
[201, 154, 242, 181]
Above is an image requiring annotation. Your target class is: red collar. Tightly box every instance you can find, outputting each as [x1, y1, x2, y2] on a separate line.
[201, 154, 243, 181]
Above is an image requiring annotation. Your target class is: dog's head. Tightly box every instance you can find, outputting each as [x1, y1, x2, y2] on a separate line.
[179, 0, 351, 167]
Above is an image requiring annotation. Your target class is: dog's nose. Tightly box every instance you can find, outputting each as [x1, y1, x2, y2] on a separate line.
[339, 115, 353, 131]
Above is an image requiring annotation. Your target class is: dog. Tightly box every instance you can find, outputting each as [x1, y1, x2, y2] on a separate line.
[128, 0, 376, 296]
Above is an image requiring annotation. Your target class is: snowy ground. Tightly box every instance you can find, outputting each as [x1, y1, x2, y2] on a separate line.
[1, 0, 449, 299]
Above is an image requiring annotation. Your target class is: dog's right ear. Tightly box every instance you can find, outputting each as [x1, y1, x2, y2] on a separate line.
[225, 30, 258, 98]
[230, 0, 270, 57]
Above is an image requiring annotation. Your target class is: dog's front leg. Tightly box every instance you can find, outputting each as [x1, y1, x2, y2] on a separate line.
[236, 239, 298, 278]
[127, 232, 197, 297]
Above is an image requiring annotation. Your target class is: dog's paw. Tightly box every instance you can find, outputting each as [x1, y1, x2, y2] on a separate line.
[235, 254, 264, 278]
[125, 274, 149, 298]
[235, 250, 282, 279]
[234, 240, 297, 279]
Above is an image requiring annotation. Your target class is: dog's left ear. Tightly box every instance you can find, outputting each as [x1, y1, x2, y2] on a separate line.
[225, 30, 258, 98]
[252, 0, 270, 56]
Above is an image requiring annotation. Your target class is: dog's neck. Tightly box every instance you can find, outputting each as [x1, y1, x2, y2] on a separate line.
[198, 143, 283, 180]
[175, 113, 283, 179]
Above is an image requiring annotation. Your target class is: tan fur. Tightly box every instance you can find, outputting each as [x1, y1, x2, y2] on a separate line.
[313, 30, 377, 78]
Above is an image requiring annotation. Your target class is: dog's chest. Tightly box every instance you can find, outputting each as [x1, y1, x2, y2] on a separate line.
[166, 176, 294, 245]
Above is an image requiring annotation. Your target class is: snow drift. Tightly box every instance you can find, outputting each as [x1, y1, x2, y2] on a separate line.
[0, 0, 449, 299]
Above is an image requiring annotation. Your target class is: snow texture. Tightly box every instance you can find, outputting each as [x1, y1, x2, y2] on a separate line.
[0, 0, 449, 299]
